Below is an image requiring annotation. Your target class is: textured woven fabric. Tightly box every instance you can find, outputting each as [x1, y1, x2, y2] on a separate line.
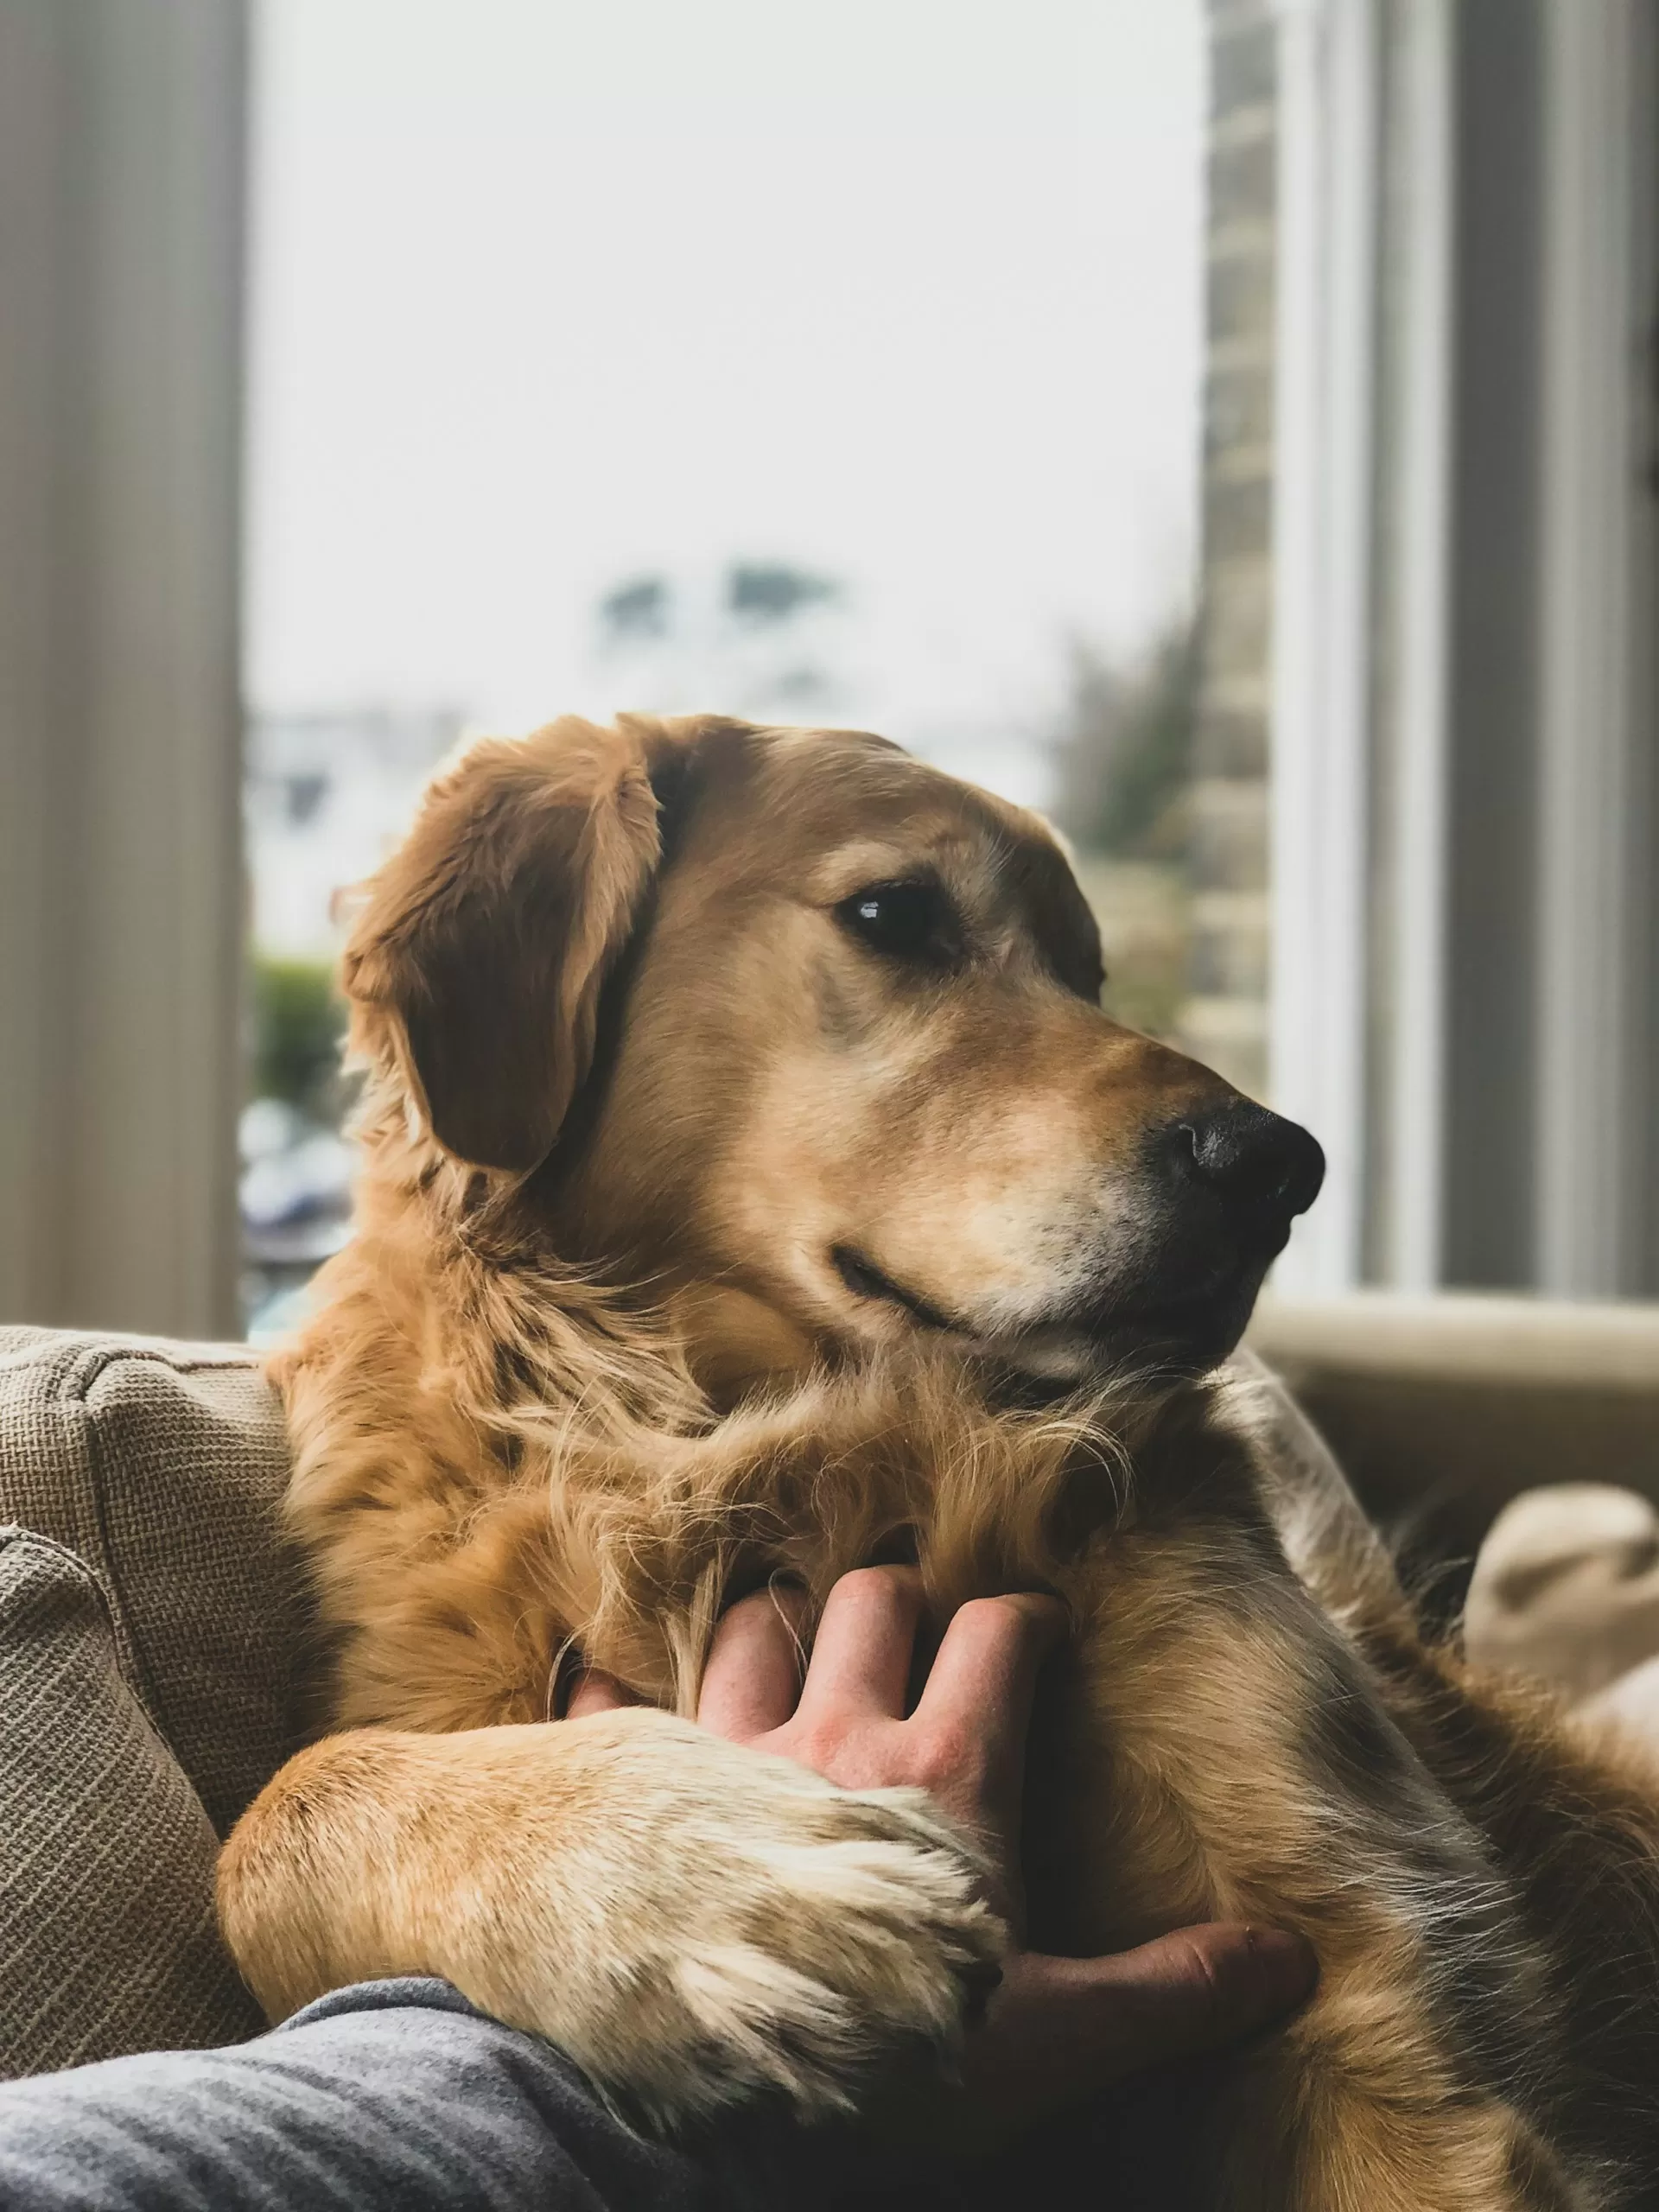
[0, 1327, 309, 1837]
[0, 1526, 265, 2077]
[0, 1327, 312, 2077]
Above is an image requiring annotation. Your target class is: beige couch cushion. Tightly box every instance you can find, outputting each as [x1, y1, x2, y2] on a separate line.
[0, 1327, 309, 2075]
[0, 1526, 264, 2075]
[0, 1326, 308, 1838]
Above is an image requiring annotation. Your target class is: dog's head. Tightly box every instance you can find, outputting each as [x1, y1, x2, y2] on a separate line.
[344, 713, 1322, 1386]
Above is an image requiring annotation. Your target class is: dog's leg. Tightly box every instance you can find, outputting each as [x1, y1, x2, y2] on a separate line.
[1215, 2051, 1595, 2212]
[1039, 1523, 1605, 2211]
[1221, 1358, 1659, 2190]
[218, 1706, 1003, 2134]
[1218, 1348, 1419, 1643]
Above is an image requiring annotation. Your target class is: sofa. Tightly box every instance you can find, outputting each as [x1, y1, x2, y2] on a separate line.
[0, 1326, 308, 2076]
[4, 1301, 1657, 2082]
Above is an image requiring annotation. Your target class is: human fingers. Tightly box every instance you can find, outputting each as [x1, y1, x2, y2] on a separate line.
[963, 1925, 1318, 2133]
[697, 1583, 810, 1741]
[565, 1668, 634, 1719]
[911, 1592, 1067, 1840]
[791, 1565, 925, 1726]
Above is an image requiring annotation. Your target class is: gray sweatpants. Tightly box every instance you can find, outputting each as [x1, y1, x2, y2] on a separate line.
[0, 1977, 1204, 2209]
[0, 1979, 915, 2212]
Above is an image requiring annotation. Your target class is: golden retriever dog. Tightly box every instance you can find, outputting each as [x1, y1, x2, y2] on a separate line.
[219, 714, 1659, 2209]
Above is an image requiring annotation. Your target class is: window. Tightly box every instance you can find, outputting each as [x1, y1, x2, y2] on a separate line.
[6, 2, 1650, 1338]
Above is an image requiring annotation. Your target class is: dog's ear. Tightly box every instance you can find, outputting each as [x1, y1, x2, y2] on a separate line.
[342, 715, 699, 1173]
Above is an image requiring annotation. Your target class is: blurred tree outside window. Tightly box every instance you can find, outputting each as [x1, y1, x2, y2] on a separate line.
[1049, 621, 1199, 1043]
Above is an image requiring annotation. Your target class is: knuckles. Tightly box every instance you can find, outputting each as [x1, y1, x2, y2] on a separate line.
[823, 1562, 925, 1618]
[907, 1719, 988, 1807]
[777, 1719, 861, 1778]
[950, 1591, 1064, 1648]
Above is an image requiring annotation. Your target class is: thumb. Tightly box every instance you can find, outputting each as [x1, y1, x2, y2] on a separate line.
[960, 1925, 1317, 2136]
[1082, 1923, 1319, 2072]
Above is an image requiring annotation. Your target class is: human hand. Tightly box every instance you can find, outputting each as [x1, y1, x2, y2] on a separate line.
[570, 1566, 1318, 2139]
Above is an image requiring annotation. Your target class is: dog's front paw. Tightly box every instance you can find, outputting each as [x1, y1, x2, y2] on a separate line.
[478, 1709, 1006, 2132]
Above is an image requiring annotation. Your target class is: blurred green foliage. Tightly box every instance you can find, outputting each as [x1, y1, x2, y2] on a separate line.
[1050, 619, 1200, 861]
[1049, 618, 1200, 1044]
[249, 955, 346, 1117]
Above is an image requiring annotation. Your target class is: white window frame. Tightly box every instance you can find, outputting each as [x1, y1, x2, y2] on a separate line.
[1268, 0, 1658, 1298]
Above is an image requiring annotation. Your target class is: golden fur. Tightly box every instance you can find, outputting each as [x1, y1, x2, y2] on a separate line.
[220, 715, 1659, 2208]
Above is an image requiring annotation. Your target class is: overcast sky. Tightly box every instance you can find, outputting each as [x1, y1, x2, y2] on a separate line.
[246, 0, 1204, 798]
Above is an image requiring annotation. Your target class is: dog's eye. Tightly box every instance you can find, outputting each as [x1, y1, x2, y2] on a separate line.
[835, 880, 957, 963]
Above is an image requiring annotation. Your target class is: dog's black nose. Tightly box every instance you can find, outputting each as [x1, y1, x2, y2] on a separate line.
[1177, 1103, 1325, 1220]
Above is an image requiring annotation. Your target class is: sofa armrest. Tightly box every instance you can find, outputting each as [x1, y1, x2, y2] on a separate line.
[1249, 1293, 1659, 1574]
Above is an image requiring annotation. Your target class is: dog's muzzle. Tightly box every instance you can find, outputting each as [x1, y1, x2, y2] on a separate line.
[1059, 1102, 1325, 1370]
